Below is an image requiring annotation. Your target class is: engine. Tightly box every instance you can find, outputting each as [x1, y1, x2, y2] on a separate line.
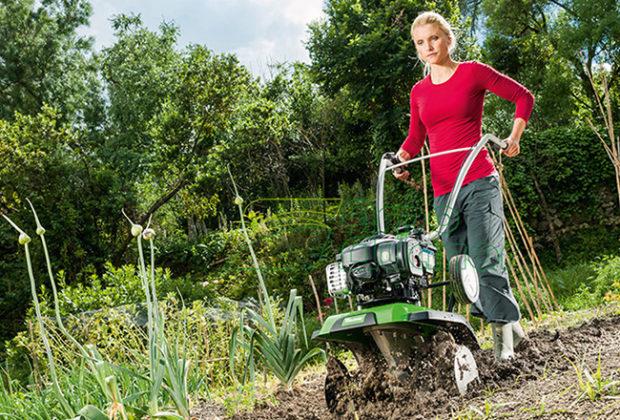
[326, 227, 436, 306]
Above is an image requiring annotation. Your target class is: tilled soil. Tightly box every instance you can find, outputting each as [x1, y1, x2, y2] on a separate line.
[195, 314, 620, 419]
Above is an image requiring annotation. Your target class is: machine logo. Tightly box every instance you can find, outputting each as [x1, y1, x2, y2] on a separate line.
[342, 314, 366, 326]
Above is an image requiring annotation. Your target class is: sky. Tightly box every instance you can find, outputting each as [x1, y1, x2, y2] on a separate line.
[79, 0, 326, 77]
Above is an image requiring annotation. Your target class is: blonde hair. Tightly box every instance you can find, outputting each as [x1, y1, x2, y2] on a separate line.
[411, 11, 457, 75]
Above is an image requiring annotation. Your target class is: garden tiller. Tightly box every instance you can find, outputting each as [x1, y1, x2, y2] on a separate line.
[312, 134, 508, 413]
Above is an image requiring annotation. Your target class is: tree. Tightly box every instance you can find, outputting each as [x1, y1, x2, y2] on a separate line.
[482, 0, 620, 127]
[101, 16, 252, 259]
[482, 0, 620, 213]
[307, 0, 465, 162]
[0, 0, 99, 122]
[0, 106, 121, 342]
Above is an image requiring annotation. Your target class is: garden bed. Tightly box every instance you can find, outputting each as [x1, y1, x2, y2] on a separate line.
[195, 307, 620, 419]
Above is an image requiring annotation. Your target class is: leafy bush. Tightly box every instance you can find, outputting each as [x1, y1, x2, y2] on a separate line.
[501, 126, 616, 263]
[558, 255, 620, 310]
[36, 263, 211, 317]
[4, 297, 242, 389]
[547, 263, 595, 300]
[593, 256, 620, 303]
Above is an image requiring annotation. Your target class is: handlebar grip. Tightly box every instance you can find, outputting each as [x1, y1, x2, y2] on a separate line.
[385, 152, 405, 174]
[490, 137, 508, 151]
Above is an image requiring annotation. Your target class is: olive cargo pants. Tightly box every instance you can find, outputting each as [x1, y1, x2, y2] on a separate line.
[434, 174, 521, 324]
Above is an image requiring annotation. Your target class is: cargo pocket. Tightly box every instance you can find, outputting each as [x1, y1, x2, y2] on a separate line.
[487, 190, 505, 220]
[485, 193, 506, 268]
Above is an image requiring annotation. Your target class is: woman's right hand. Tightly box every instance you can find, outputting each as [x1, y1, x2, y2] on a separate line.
[393, 149, 412, 181]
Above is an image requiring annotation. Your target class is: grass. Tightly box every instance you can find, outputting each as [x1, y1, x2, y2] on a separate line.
[519, 398, 569, 417]
[545, 262, 595, 301]
[569, 353, 620, 403]
[454, 401, 517, 419]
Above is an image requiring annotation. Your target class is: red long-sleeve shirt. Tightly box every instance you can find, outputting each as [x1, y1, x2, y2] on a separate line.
[400, 61, 535, 197]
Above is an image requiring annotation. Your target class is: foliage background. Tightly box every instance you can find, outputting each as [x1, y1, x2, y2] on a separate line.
[0, 0, 618, 358]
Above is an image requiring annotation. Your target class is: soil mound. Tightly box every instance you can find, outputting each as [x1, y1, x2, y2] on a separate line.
[208, 314, 620, 419]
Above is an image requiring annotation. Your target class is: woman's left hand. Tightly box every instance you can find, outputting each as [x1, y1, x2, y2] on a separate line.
[501, 136, 520, 158]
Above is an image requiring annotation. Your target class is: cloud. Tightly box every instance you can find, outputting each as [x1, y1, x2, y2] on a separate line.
[249, 0, 324, 25]
[80, 0, 325, 75]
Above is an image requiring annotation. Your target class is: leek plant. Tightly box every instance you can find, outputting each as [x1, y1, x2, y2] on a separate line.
[4, 205, 134, 419]
[232, 289, 325, 391]
[123, 212, 191, 419]
[25, 199, 130, 420]
[2, 203, 192, 419]
[228, 167, 325, 392]
[1, 213, 74, 418]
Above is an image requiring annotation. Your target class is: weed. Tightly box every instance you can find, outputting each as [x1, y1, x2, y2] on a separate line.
[569, 352, 620, 403]
[221, 383, 262, 416]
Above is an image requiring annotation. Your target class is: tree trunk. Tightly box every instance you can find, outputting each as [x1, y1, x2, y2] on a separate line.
[113, 175, 187, 264]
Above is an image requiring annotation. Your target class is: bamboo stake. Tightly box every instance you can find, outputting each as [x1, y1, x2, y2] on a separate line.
[508, 182, 553, 308]
[583, 61, 620, 208]
[504, 218, 543, 315]
[442, 251, 447, 311]
[504, 210, 552, 313]
[505, 249, 537, 321]
[308, 275, 324, 324]
[308, 275, 330, 352]
[502, 181, 557, 308]
[495, 154, 555, 311]
[503, 187, 554, 312]
[528, 235, 559, 309]
[348, 295, 355, 311]
[504, 219, 543, 319]
[518, 212, 559, 310]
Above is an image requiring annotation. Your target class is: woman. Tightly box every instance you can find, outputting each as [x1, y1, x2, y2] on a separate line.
[394, 11, 534, 361]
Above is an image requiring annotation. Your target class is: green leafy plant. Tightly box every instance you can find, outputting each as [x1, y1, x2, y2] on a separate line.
[592, 256, 620, 303]
[569, 353, 620, 402]
[227, 167, 325, 392]
[245, 289, 325, 391]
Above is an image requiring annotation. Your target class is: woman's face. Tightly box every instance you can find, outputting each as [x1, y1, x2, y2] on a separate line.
[412, 23, 451, 65]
